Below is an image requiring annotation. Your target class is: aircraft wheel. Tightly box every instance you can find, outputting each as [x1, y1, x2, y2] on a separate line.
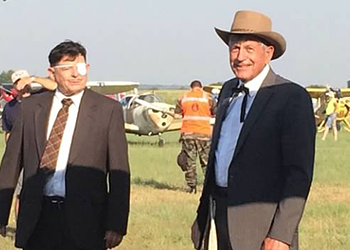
[158, 138, 165, 147]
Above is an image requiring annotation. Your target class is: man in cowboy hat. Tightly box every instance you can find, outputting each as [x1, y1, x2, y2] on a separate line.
[192, 10, 315, 250]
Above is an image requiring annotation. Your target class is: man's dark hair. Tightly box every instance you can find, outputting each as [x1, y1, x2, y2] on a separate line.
[48, 40, 87, 66]
[190, 80, 202, 88]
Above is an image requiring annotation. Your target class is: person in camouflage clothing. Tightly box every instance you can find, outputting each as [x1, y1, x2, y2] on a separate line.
[175, 80, 216, 193]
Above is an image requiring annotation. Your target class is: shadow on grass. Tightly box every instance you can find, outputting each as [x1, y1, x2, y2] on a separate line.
[132, 177, 185, 192]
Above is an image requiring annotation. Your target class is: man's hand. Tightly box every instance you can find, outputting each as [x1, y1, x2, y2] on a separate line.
[17, 76, 58, 91]
[104, 231, 123, 249]
[262, 237, 289, 250]
[16, 77, 33, 91]
[0, 225, 6, 237]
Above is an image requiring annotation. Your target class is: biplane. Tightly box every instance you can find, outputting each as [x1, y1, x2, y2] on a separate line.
[306, 87, 350, 132]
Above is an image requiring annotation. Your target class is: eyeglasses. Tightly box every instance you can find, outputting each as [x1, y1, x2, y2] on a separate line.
[53, 63, 87, 76]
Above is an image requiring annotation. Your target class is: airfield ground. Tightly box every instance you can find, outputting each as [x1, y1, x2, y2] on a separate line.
[0, 89, 349, 250]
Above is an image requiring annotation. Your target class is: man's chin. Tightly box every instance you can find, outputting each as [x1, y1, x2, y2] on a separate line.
[233, 72, 252, 83]
[59, 87, 84, 96]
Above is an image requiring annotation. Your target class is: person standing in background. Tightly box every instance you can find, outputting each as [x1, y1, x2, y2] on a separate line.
[175, 80, 216, 194]
[2, 70, 57, 220]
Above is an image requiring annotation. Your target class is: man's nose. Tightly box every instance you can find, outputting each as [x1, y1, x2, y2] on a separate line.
[236, 49, 246, 61]
[71, 66, 79, 77]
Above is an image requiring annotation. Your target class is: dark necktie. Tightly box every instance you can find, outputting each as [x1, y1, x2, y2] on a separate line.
[40, 98, 73, 171]
[231, 84, 249, 123]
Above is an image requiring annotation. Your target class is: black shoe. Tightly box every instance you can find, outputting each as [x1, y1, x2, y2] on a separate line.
[186, 186, 197, 194]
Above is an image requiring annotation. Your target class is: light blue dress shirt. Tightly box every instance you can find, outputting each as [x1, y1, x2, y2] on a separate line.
[215, 64, 270, 187]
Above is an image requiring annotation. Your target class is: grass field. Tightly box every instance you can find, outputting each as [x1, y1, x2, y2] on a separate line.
[1, 118, 350, 249]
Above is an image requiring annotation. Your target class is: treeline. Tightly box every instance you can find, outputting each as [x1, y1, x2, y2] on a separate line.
[0, 70, 14, 83]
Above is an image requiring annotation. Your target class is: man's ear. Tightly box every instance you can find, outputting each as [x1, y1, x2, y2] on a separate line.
[265, 45, 274, 63]
[47, 67, 55, 81]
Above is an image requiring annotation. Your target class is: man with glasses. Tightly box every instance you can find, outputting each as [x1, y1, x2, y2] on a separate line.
[0, 40, 130, 250]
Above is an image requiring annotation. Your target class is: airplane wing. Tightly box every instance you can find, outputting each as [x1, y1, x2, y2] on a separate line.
[124, 123, 140, 132]
[307, 87, 350, 98]
[306, 88, 327, 98]
[203, 85, 222, 94]
[340, 88, 350, 97]
[87, 81, 139, 95]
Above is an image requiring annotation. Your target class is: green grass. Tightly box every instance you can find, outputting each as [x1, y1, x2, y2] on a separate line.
[1, 129, 350, 250]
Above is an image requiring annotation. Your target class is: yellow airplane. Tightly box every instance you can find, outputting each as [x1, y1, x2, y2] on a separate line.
[306, 87, 350, 132]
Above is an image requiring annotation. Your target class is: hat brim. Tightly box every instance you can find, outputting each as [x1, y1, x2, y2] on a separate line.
[215, 27, 286, 60]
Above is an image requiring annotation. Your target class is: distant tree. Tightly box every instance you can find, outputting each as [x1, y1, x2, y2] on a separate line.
[149, 87, 159, 91]
[0, 70, 14, 83]
[347, 80, 350, 88]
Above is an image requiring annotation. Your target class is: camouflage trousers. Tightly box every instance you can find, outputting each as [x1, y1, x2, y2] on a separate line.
[180, 137, 211, 188]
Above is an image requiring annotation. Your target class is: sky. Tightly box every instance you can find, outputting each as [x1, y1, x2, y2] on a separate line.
[0, 0, 349, 87]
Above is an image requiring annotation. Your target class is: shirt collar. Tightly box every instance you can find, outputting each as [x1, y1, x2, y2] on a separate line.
[54, 89, 84, 107]
[239, 64, 270, 96]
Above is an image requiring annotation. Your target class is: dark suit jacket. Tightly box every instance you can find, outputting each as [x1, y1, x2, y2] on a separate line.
[193, 70, 316, 250]
[0, 89, 130, 249]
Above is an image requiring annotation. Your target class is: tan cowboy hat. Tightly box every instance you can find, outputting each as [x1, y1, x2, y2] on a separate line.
[215, 10, 286, 60]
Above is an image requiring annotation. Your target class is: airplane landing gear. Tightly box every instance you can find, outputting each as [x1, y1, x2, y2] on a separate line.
[158, 134, 165, 147]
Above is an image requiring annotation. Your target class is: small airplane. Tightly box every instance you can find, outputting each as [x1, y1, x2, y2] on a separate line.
[306, 87, 350, 132]
[120, 93, 181, 146]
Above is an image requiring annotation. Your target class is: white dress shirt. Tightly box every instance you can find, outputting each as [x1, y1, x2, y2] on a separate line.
[44, 89, 84, 197]
[215, 64, 270, 187]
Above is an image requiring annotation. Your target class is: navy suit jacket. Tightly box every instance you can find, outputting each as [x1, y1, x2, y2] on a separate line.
[193, 69, 316, 250]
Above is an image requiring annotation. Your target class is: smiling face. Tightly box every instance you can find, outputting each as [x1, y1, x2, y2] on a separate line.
[48, 54, 89, 96]
[229, 35, 274, 83]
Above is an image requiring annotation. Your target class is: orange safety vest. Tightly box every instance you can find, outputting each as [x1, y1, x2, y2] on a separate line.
[180, 88, 212, 136]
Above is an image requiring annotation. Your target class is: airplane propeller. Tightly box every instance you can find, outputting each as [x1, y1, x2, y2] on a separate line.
[133, 98, 175, 117]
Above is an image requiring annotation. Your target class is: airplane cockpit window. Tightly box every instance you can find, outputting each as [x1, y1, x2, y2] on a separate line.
[138, 94, 163, 103]
[120, 96, 132, 107]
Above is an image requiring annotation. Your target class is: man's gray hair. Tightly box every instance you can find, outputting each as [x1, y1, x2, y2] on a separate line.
[229, 35, 268, 49]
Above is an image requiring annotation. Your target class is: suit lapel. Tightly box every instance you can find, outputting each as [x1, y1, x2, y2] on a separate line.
[210, 79, 239, 155]
[233, 70, 276, 158]
[34, 92, 55, 156]
[68, 90, 98, 163]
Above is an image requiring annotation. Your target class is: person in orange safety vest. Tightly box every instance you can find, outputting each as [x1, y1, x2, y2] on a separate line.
[175, 80, 216, 193]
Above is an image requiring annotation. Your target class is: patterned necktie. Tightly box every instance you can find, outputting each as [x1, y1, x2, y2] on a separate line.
[40, 98, 73, 171]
